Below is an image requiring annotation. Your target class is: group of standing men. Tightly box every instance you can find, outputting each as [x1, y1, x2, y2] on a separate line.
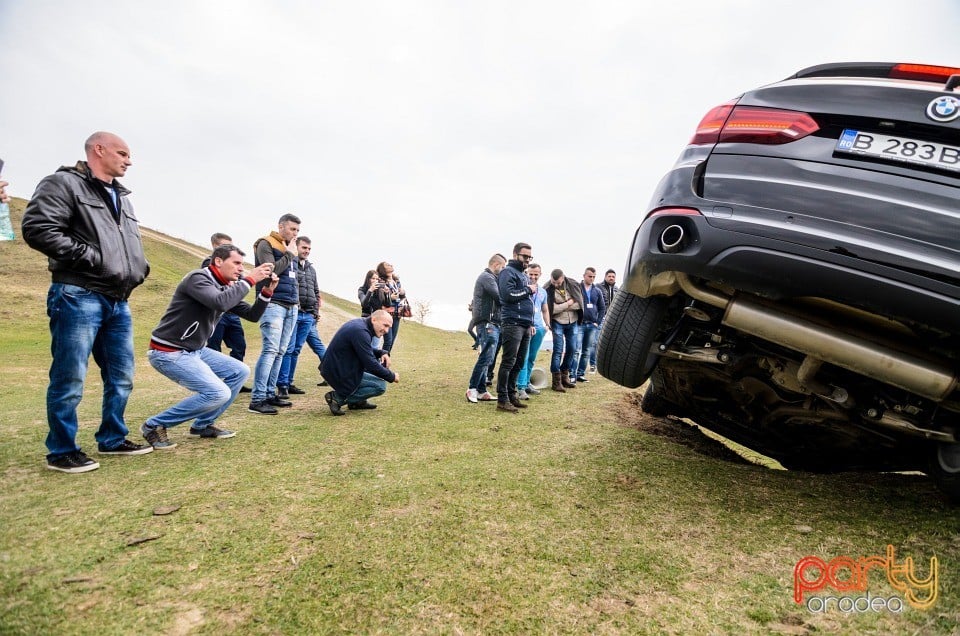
[466, 242, 619, 412]
[21, 131, 397, 473]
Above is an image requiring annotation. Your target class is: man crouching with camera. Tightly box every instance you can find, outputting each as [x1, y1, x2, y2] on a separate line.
[321, 309, 400, 415]
[141, 246, 278, 448]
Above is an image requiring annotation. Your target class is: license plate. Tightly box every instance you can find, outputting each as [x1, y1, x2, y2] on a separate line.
[836, 129, 960, 174]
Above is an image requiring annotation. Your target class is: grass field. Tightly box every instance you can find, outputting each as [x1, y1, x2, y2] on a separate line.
[1, 199, 958, 635]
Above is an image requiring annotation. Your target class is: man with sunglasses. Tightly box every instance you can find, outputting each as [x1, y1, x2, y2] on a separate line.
[495, 243, 537, 414]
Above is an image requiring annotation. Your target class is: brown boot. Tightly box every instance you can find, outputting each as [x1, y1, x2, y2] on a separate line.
[497, 400, 519, 413]
[509, 394, 528, 409]
[551, 372, 566, 392]
[561, 370, 577, 388]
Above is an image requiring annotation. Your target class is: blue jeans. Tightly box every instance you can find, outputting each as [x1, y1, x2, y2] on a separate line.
[383, 315, 401, 353]
[45, 283, 135, 458]
[496, 324, 531, 400]
[576, 322, 600, 378]
[332, 372, 387, 405]
[278, 312, 326, 387]
[146, 348, 249, 429]
[550, 322, 580, 374]
[468, 323, 500, 392]
[206, 312, 246, 361]
[253, 303, 297, 401]
[518, 326, 546, 389]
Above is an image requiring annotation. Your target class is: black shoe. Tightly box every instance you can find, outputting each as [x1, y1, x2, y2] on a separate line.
[239, 386, 252, 393]
[98, 439, 154, 455]
[317, 379, 329, 387]
[287, 384, 306, 395]
[325, 391, 344, 416]
[577, 376, 589, 383]
[277, 386, 290, 399]
[267, 396, 293, 408]
[509, 396, 528, 409]
[189, 425, 236, 438]
[248, 400, 278, 415]
[46, 451, 100, 473]
[348, 400, 377, 410]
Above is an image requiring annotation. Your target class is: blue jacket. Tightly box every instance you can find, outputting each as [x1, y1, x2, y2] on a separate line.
[498, 260, 534, 327]
[580, 283, 607, 324]
[320, 317, 396, 397]
[253, 235, 299, 305]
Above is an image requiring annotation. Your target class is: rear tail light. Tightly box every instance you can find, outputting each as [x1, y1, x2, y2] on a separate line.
[890, 63, 960, 83]
[690, 101, 736, 145]
[691, 104, 819, 145]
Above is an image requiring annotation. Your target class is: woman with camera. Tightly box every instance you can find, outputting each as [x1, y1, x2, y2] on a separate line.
[376, 262, 407, 353]
[358, 270, 394, 349]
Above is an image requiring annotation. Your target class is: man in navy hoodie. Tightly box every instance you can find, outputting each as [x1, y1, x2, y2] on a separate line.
[495, 242, 537, 414]
[321, 310, 400, 415]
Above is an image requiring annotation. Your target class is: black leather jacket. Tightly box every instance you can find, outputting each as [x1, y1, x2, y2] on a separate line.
[22, 161, 150, 300]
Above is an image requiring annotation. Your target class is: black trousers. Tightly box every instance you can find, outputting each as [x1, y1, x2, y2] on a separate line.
[496, 323, 531, 401]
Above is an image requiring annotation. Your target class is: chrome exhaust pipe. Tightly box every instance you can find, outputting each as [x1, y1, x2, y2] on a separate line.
[675, 273, 958, 402]
[659, 225, 685, 253]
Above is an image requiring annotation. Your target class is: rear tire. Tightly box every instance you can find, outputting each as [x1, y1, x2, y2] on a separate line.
[640, 382, 670, 417]
[930, 442, 960, 503]
[597, 291, 669, 388]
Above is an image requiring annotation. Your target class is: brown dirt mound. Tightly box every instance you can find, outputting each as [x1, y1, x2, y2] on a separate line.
[614, 392, 756, 465]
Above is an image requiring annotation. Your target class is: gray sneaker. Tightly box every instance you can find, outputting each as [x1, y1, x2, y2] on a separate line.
[141, 423, 177, 450]
[517, 389, 530, 400]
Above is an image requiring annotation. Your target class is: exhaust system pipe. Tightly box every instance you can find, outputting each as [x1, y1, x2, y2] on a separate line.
[659, 225, 686, 253]
[675, 273, 958, 402]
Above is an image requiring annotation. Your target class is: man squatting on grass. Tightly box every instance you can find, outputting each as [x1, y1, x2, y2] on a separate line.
[22, 132, 153, 474]
[321, 309, 399, 415]
[140, 245, 279, 449]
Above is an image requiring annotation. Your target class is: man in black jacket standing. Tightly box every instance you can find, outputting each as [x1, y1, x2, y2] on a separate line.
[465, 253, 506, 403]
[22, 132, 152, 473]
[495, 242, 537, 413]
[142, 245, 278, 448]
[277, 236, 326, 397]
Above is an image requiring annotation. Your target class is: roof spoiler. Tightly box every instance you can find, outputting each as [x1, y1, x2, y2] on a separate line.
[790, 62, 960, 88]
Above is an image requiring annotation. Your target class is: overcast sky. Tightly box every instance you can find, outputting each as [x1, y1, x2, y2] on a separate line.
[2, 1, 956, 330]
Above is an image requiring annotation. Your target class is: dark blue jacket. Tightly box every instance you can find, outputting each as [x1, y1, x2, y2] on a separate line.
[253, 237, 299, 306]
[320, 317, 396, 397]
[580, 283, 607, 324]
[498, 260, 533, 327]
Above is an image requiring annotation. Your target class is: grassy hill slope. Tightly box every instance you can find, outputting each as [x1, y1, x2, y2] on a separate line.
[1, 198, 958, 635]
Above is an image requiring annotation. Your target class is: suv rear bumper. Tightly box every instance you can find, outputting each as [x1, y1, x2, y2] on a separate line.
[624, 168, 960, 334]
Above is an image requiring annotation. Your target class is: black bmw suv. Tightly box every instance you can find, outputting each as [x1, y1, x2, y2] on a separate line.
[597, 62, 960, 500]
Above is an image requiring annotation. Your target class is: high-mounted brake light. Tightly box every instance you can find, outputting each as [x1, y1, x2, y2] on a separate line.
[691, 104, 819, 145]
[890, 63, 960, 83]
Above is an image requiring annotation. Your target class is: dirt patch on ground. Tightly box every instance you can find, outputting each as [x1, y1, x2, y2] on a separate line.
[613, 391, 756, 465]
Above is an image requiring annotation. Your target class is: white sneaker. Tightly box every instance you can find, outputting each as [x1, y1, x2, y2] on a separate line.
[466, 388, 478, 403]
[517, 389, 530, 400]
[478, 391, 496, 401]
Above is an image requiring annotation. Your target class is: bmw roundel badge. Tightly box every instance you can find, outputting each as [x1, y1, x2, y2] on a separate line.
[926, 95, 960, 122]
